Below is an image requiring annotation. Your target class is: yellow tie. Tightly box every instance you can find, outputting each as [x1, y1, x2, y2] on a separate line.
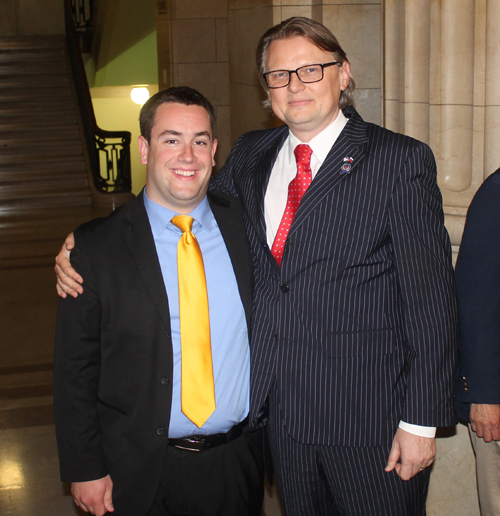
[171, 215, 215, 428]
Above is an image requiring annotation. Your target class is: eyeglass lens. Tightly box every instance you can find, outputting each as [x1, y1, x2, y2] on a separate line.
[266, 64, 324, 88]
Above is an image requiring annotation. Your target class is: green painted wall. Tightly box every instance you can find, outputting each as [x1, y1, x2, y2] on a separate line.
[93, 31, 158, 87]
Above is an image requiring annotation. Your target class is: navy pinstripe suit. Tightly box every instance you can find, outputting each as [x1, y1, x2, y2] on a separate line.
[212, 106, 458, 513]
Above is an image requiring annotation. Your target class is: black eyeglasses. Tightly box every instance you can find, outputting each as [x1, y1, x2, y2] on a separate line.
[263, 61, 340, 89]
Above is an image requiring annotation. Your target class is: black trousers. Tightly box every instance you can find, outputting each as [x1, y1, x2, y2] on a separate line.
[147, 428, 265, 516]
[268, 399, 431, 516]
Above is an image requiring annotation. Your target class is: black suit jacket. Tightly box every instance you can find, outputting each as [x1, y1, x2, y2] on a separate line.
[456, 169, 500, 421]
[211, 106, 458, 446]
[54, 190, 253, 515]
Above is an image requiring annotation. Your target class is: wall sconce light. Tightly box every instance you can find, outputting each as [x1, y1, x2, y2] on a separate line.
[131, 87, 150, 105]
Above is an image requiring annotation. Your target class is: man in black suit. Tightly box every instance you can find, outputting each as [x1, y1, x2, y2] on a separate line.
[53, 87, 264, 516]
[456, 168, 500, 516]
[55, 18, 458, 516]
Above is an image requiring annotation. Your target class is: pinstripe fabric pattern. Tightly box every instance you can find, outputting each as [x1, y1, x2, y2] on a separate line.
[268, 399, 430, 516]
[211, 106, 458, 447]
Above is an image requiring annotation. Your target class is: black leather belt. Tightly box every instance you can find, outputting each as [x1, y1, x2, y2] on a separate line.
[168, 417, 248, 452]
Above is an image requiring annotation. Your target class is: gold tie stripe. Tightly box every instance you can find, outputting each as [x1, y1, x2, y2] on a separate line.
[171, 215, 215, 428]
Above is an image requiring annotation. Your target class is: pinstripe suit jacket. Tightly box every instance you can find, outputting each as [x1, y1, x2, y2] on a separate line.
[211, 106, 458, 447]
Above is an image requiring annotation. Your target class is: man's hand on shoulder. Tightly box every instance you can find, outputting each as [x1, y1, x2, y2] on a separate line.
[55, 232, 83, 298]
[71, 474, 114, 515]
[385, 427, 436, 481]
[470, 403, 500, 442]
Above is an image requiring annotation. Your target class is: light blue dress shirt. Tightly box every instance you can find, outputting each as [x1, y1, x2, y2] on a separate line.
[143, 189, 250, 437]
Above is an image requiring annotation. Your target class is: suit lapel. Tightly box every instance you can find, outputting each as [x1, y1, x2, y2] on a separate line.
[208, 191, 253, 329]
[122, 192, 172, 332]
[289, 107, 369, 236]
[250, 126, 288, 242]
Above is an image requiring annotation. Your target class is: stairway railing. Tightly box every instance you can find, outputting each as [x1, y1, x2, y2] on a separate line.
[70, 0, 93, 52]
[64, 0, 133, 202]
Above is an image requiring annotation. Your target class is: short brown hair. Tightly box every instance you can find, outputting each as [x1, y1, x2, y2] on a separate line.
[139, 86, 217, 144]
[256, 17, 355, 109]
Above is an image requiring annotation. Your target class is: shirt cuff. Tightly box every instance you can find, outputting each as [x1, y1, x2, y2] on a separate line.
[399, 421, 436, 438]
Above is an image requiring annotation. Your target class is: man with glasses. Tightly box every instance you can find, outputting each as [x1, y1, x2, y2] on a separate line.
[55, 17, 458, 516]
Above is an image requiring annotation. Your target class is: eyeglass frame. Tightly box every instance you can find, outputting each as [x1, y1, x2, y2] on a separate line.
[263, 61, 341, 89]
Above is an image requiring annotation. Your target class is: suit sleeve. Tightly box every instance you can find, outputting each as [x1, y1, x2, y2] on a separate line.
[53, 228, 109, 482]
[210, 134, 246, 196]
[456, 172, 500, 404]
[389, 141, 459, 427]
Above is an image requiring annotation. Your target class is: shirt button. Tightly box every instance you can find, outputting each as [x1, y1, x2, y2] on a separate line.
[281, 284, 290, 293]
[161, 377, 169, 385]
[157, 428, 165, 435]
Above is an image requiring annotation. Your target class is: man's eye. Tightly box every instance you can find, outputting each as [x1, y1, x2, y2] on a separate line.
[164, 139, 178, 144]
[194, 140, 208, 146]
[272, 71, 287, 79]
[304, 66, 319, 74]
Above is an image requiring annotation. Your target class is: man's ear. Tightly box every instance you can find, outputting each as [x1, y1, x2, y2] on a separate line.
[138, 136, 149, 165]
[340, 61, 351, 92]
[211, 138, 218, 167]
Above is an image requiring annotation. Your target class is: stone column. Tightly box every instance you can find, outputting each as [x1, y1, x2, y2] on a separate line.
[437, 0, 475, 193]
[383, 0, 489, 252]
[484, 0, 500, 179]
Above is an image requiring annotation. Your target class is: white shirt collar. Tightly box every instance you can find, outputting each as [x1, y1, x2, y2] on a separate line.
[287, 110, 348, 166]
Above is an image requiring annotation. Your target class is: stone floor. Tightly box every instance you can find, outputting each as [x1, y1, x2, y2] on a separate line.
[0, 221, 481, 516]
[0, 423, 283, 516]
[0, 261, 284, 516]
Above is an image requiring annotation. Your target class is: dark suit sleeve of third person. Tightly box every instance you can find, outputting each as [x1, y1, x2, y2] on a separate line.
[456, 170, 500, 415]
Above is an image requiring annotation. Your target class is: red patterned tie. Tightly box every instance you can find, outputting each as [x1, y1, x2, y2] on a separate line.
[271, 144, 313, 265]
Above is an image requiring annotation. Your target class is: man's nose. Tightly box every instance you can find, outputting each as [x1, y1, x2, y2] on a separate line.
[179, 144, 195, 162]
[288, 71, 305, 92]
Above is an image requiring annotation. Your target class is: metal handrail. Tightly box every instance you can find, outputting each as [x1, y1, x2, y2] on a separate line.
[64, 0, 132, 195]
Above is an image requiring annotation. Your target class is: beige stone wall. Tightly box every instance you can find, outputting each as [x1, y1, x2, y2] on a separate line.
[227, 0, 275, 142]
[156, 0, 232, 170]
[0, 0, 64, 35]
[321, 1, 382, 125]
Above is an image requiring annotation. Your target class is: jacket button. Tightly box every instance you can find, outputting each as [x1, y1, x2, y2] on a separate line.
[464, 387, 468, 392]
[161, 377, 169, 385]
[157, 427, 165, 435]
[281, 284, 290, 293]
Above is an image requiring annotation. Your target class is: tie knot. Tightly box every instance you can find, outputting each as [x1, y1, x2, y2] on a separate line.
[294, 144, 313, 165]
[171, 215, 194, 233]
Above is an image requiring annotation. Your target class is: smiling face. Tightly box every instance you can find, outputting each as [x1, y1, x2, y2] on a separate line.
[265, 36, 350, 142]
[139, 102, 217, 214]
